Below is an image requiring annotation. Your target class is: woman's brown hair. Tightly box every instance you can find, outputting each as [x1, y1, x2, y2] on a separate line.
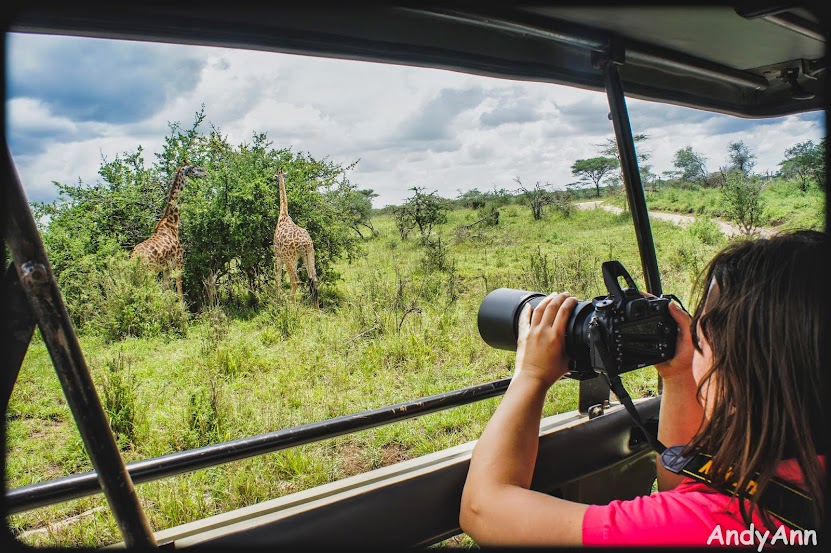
[688, 229, 827, 530]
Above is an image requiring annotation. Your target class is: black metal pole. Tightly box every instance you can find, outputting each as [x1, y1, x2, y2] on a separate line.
[1, 141, 157, 548]
[595, 43, 664, 396]
[6, 377, 512, 514]
[595, 46, 663, 296]
[1, 265, 36, 414]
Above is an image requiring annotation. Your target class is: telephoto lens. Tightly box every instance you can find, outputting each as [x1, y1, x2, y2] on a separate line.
[477, 288, 596, 371]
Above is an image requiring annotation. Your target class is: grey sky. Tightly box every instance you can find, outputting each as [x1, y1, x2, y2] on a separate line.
[6, 32, 825, 208]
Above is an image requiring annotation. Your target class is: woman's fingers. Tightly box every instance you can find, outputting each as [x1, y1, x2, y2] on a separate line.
[530, 293, 556, 327]
[539, 292, 570, 327]
[517, 302, 532, 339]
[553, 296, 578, 337]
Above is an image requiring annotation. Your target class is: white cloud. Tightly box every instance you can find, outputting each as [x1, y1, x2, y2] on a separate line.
[6, 33, 825, 208]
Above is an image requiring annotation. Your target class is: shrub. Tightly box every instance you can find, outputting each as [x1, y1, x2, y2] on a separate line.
[99, 352, 138, 449]
[183, 380, 223, 449]
[721, 172, 767, 235]
[91, 253, 189, 342]
[688, 217, 725, 246]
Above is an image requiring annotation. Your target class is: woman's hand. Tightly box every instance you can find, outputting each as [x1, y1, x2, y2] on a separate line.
[513, 292, 578, 389]
[653, 300, 694, 380]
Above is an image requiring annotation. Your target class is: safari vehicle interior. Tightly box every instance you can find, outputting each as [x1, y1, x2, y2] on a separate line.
[1, 1, 828, 548]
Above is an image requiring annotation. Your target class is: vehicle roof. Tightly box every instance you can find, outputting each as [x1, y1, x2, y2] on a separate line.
[1, 2, 826, 117]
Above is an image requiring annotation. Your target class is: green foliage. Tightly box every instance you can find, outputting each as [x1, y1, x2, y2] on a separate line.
[97, 254, 189, 342]
[454, 187, 513, 210]
[721, 171, 766, 235]
[53, 250, 188, 340]
[570, 156, 619, 197]
[99, 353, 138, 449]
[688, 217, 725, 247]
[183, 380, 223, 449]
[726, 140, 756, 174]
[514, 177, 555, 220]
[779, 139, 825, 192]
[421, 235, 455, 273]
[330, 186, 378, 238]
[392, 187, 449, 242]
[672, 146, 708, 185]
[528, 245, 554, 292]
[33, 109, 366, 314]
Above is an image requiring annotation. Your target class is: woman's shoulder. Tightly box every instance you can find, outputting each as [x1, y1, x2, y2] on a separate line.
[582, 484, 743, 546]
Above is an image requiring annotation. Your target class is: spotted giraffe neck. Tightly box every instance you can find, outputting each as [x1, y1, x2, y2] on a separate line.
[155, 166, 188, 232]
[278, 171, 290, 219]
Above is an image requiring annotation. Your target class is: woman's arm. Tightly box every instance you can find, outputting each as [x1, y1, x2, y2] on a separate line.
[460, 292, 588, 546]
[654, 301, 704, 491]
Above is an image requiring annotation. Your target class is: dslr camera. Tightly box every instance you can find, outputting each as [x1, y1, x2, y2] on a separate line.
[477, 260, 677, 380]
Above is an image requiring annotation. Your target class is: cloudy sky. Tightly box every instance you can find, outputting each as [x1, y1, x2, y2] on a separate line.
[6, 31, 825, 208]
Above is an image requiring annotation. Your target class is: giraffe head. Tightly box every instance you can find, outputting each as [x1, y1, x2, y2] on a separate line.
[167, 164, 207, 205]
[182, 164, 208, 179]
[157, 164, 208, 229]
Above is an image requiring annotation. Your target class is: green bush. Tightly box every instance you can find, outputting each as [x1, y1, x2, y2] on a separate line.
[92, 253, 189, 342]
[182, 380, 223, 449]
[721, 171, 767, 235]
[688, 217, 725, 246]
[99, 353, 138, 449]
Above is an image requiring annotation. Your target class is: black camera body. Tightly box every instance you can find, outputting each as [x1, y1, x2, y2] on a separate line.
[477, 260, 677, 380]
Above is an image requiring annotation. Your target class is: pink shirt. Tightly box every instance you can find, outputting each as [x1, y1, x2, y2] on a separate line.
[582, 457, 822, 547]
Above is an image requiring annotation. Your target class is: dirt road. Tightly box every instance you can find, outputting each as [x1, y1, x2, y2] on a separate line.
[573, 201, 773, 238]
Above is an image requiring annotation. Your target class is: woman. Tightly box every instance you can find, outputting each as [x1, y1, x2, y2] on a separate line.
[459, 230, 827, 546]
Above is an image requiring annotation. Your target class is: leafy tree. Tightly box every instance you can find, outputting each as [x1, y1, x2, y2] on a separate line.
[598, 134, 650, 194]
[779, 139, 825, 191]
[721, 172, 766, 235]
[393, 187, 449, 242]
[727, 141, 756, 174]
[514, 177, 555, 220]
[640, 164, 657, 192]
[392, 204, 416, 240]
[183, 129, 362, 306]
[456, 188, 488, 210]
[599, 134, 650, 163]
[570, 157, 619, 197]
[33, 109, 366, 316]
[330, 186, 378, 238]
[454, 187, 513, 211]
[672, 146, 709, 184]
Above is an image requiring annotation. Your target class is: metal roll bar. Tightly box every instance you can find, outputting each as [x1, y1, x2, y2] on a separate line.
[1, 140, 157, 548]
[5, 378, 511, 514]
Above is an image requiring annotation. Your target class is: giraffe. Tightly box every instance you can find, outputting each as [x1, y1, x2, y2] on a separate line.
[131, 164, 207, 300]
[273, 168, 319, 309]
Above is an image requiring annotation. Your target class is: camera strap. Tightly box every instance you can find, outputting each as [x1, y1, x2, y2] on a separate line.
[589, 320, 668, 454]
[660, 446, 814, 531]
[589, 310, 814, 532]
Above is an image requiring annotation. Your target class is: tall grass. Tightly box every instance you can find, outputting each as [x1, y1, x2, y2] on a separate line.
[5, 201, 777, 547]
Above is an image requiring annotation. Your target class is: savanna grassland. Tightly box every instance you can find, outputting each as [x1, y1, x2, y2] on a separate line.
[2, 96, 825, 549]
[5, 199, 762, 548]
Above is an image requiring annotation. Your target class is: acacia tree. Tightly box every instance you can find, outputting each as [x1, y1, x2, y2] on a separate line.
[330, 185, 378, 237]
[727, 141, 756, 174]
[514, 177, 554, 220]
[599, 134, 650, 191]
[570, 157, 619, 197]
[672, 146, 709, 184]
[721, 172, 766, 235]
[779, 139, 825, 191]
[393, 187, 448, 242]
